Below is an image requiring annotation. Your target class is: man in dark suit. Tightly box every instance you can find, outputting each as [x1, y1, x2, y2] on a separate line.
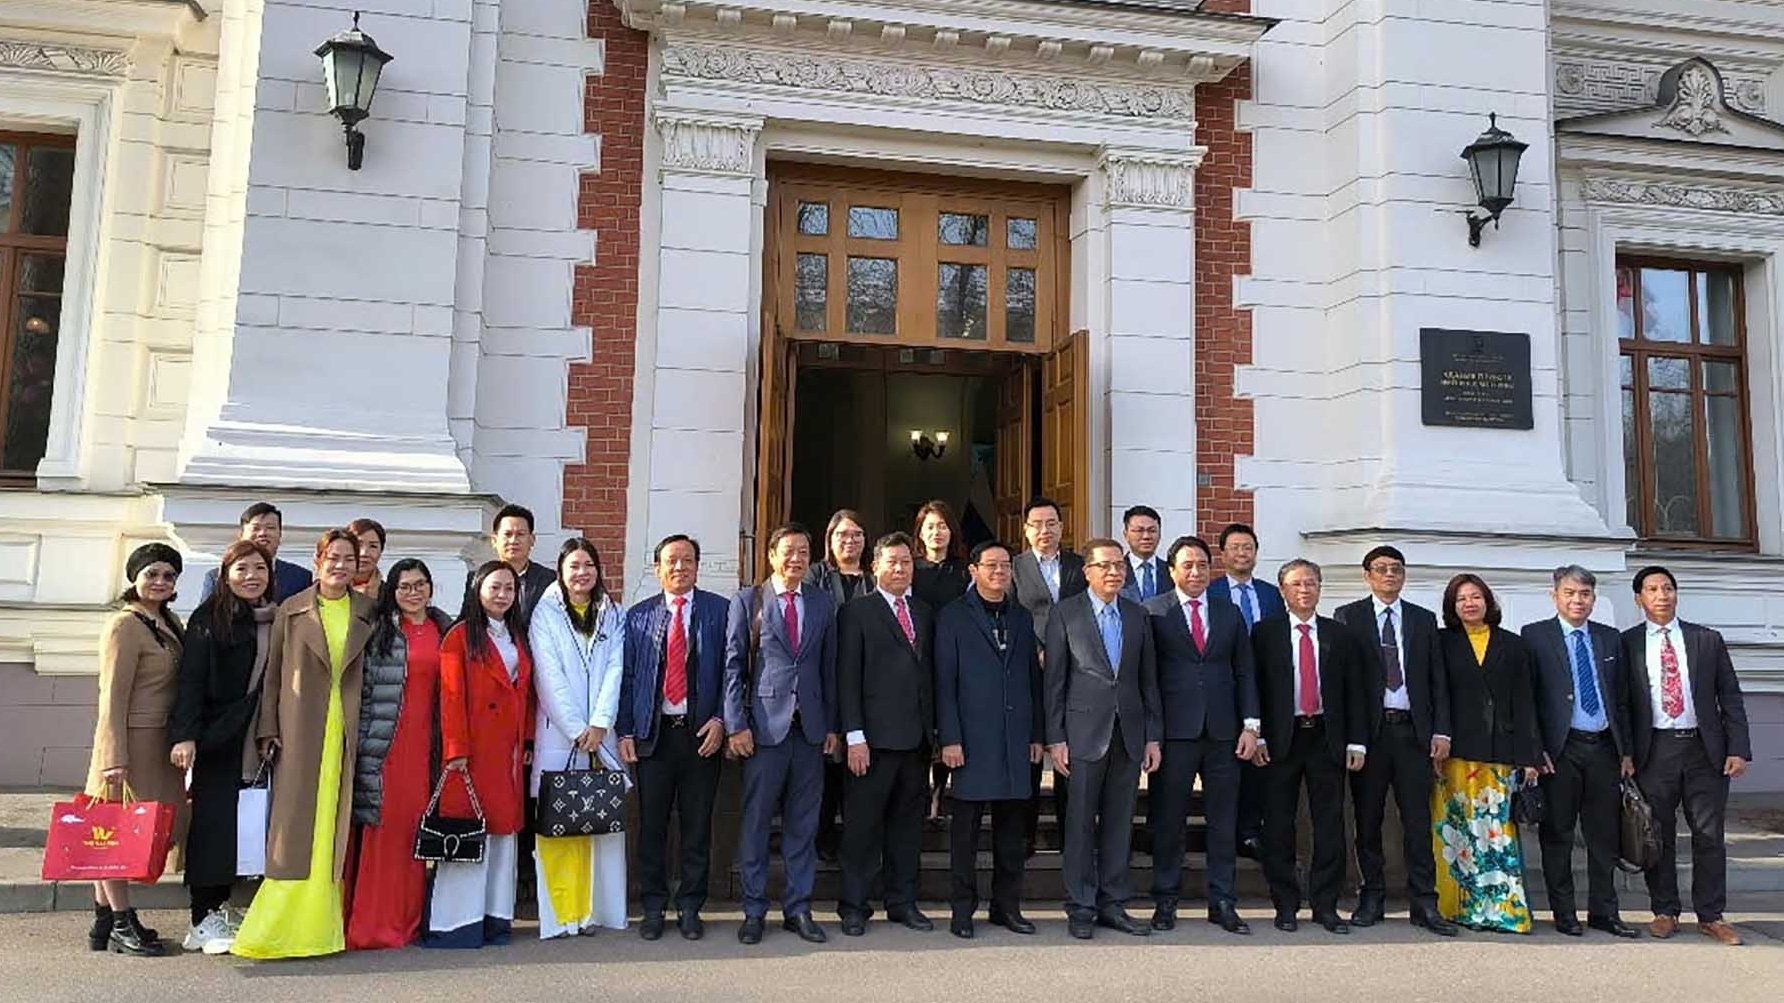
[1118, 505, 1168, 602]
[1206, 523, 1284, 859]
[725, 523, 840, 945]
[1253, 558, 1366, 935]
[1143, 535, 1258, 935]
[618, 534, 730, 941]
[1522, 564, 1639, 938]
[198, 501, 314, 602]
[836, 532, 936, 936]
[1333, 545, 1456, 936]
[935, 541, 1044, 939]
[1010, 496, 1085, 853]
[1621, 565, 1751, 946]
[1044, 537, 1161, 940]
[462, 503, 556, 622]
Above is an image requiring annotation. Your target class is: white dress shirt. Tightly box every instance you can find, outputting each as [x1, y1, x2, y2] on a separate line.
[1373, 596, 1411, 712]
[1645, 619, 1698, 729]
[1226, 575, 1260, 625]
[1129, 552, 1159, 597]
[1036, 551, 1063, 602]
[1274, 611, 1365, 754]
[1175, 587, 1260, 733]
[770, 576, 805, 648]
[661, 589, 693, 715]
[847, 587, 914, 747]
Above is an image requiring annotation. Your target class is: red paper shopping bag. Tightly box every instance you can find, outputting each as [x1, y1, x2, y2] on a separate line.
[41, 792, 175, 883]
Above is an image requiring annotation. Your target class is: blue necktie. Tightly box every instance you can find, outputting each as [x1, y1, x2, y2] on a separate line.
[1099, 605, 1122, 676]
[1571, 629, 1601, 718]
[1140, 561, 1155, 600]
[1236, 584, 1256, 631]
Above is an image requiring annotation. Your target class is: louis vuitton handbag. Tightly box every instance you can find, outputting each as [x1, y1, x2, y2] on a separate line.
[414, 768, 487, 864]
[536, 749, 629, 838]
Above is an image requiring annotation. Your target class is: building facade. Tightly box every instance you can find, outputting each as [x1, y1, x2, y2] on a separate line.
[0, 0, 1780, 789]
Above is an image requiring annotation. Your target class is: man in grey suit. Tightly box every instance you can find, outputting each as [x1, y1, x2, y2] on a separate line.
[1011, 496, 1085, 853]
[725, 523, 841, 945]
[1044, 537, 1161, 940]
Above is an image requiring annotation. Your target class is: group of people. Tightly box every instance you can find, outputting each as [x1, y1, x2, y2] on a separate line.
[79, 494, 1753, 960]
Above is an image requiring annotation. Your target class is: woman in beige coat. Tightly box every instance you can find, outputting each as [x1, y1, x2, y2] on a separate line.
[85, 542, 187, 957]
[229, 530, 376, 959]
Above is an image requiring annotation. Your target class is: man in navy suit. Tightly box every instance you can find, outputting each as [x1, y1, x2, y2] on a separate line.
[1143, 535, 1258, 935]
[198, 501, 313, 602]
[1206, 523, 1283, 858]
[1521, 565, 1637, 938]
[725, 524, 840, 945]
[618, 535, 729, 942]
[1118, 505, 1168, 602]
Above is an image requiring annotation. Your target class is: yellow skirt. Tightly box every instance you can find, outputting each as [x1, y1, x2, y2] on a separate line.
[1431, 758, 1532, 933]
[232, 675, 347, 959]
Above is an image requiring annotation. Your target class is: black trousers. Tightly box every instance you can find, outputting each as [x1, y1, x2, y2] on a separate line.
[1237, 759, 1266, 843]
[1061, 721, 1141, 919]
[1349, 717, 1438, 914]
[634, 719, 723, 916]
[838, 747, 927, 919]
[189, 884, 231, 926]
[1538, 730, 1622, 919]
[949, 799, 1027, 920]
[1638, 730, 1730, 922]
[1262, 719, 1346, 915]
[1148, 735, 1240, 907]
[1025, 762, 1069, 851]
[818, 757, 847, 854]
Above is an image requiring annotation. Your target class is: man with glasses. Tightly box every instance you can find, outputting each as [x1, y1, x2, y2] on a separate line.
[1044, 538, 1161, 940]
[1207, 523, 1284, 859]
[1011, 497, 1085, 854]
[1333, 545, 1456, 936]
[1118, 506, 1167, 602]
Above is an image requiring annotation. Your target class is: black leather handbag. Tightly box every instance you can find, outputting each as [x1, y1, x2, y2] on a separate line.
[414, 769, 487, 864]
[536, 750, 628, 838]
[1618, 777, 1662, 873]
[1510, 770, 1545, 827]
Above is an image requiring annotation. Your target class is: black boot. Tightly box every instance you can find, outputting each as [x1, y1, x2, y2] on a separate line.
[121, 909, 160, 943]
[88, 904, 113, 952]
[109, 913, 166, 957]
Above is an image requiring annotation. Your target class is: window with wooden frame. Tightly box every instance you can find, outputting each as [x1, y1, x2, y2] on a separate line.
[1616, 257, 1755, 546]
[0, 131, 77, 480]
[768, 168, 1068, 352]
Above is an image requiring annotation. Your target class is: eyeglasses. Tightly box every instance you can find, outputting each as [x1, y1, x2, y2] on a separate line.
[1367, 563, 1407, 576]
[394, 582, 431, 595]
[1085, 561, 1127, 573]
[974, 561, 1013, 572]
[1025, 520, 1061, 531]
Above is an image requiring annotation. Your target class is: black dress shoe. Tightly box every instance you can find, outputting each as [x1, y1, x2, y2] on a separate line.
[887, 907, 933, 932]
[738, 916, 765, 945]
[783, 913, 828, 943]
[1554, 914, 1584, 937]
[1588, 915, 1640, 939]
[1095, 910, 1150, 937]
[1412, 912, 1460, 937]
[1314, 912, 1350, 935]
[1068, 915, 1094, 940]
[950, 917, 974, 939]
[640, 913, 665, 940]
[1237, 837, 1262, 860]
[678, 912, 705, 941]
[989, 910, 1036, 935]
[1273, 911, 1299, 933]
[840, 914, 867, 937]
[1349, 896, 1385, 928]
[1208, 903, 1251, 935]
[1151, 901, 1178, 931]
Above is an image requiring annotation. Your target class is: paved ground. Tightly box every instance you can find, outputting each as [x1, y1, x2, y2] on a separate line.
[3, 903, 1782, 1003]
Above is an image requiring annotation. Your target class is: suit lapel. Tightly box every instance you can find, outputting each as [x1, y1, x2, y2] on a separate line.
[1074, 597, 1115, 676]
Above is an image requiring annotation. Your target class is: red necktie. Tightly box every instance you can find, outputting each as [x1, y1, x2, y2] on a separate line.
[664, 595, 688, 706]
[1297, 623, 1319, 715]
[1187, 598, 1206, 654]
[1659, 627, 1685, 719]
[895, 595, 916, 646]
[781, 590, 800, 658]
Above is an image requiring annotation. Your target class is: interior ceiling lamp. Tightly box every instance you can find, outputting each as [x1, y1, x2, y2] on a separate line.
[910, 430, 950, 461]
[1460, 112, 1527, 247]
[316, 11, 394, 171]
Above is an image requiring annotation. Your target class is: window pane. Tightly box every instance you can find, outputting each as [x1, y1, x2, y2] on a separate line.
[846, 257, 897, 334]
[1622, 387, 1640, 531]
[21, 147, 75, 237]
[1006, 267, 1036, 344]
[3, 294, 61, 472]
[1639, 268, 1690, 343]
[1704, 395, 1748, 539]
[1615, 266, 1634, 341]
[938, 213, 988, 247]
[1697, 270, 1738, 346]
[1703, 360, 1739, 395]
[18, 254, 64, 295]
[847, 206, 898, 240]
[1008, 217, 1038, 251]
[1648, 390, 1699, 535]
[795, 253, 827, 332]
[797, 201, 828, 236]
[936, 263, 987, 340]
[1647, 356, 1688, 391]
[1618, 353, 1633, 388]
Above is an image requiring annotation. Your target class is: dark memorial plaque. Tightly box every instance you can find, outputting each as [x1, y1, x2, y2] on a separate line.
[1419, 328, 1533, 429]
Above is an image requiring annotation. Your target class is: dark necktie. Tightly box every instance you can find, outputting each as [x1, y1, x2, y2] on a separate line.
[1187, 598, 1206, 654]
[1571, 629, 1600, 718]
[1381, 607, 1403, 691]
[782, 590, 800, 659]
[895, 595, 916, 646]
[1140, 561, 1155, 600]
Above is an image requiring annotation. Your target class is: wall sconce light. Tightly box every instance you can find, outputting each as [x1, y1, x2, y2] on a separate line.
[315, 12, 394, 171]
[910, 429, 950, 461]
[1459, 112, 1527, 247]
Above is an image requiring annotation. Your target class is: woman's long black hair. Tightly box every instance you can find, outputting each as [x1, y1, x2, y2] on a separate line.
[371, 558, 447, 659]
[556, 537, 608, 636]
[462, 560, 530, 660]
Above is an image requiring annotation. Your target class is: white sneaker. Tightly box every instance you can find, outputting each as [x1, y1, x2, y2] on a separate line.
[182, 910, 233, 953]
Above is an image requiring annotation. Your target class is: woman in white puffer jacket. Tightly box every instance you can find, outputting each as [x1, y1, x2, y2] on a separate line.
[528, 538, 628, 938]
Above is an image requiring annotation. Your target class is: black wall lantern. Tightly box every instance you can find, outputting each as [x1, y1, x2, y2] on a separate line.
[315, 12, 393, 171]
[1460, 113, 1527, 247]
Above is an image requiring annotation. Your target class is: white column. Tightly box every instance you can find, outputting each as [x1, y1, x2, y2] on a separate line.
[1100, 147, 1201, 539]
[639, 108, 764, 588]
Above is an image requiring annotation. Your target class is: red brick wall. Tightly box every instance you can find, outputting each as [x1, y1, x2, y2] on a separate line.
[1193, 51, 1256, 545]
[565, 6, 648, 584]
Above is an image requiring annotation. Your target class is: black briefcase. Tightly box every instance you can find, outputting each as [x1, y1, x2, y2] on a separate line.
[414, 769, 487, 864]
[1618, 777, 1662, 873]
[536, 750, 629, 838]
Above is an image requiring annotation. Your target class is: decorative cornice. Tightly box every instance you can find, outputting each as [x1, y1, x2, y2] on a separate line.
[0, 40, 128, 77]
[655, 109, 764, 176]
[1099, 148, 1201, 209]
[661, 43, 1197, 121]
[1655, 61, 1730, 138]
[1580, 178, 1784, 216]
[1553, 57, 1766, 118]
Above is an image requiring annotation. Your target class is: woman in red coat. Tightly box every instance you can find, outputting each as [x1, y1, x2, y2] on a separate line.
[423, 561, 534, 948]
